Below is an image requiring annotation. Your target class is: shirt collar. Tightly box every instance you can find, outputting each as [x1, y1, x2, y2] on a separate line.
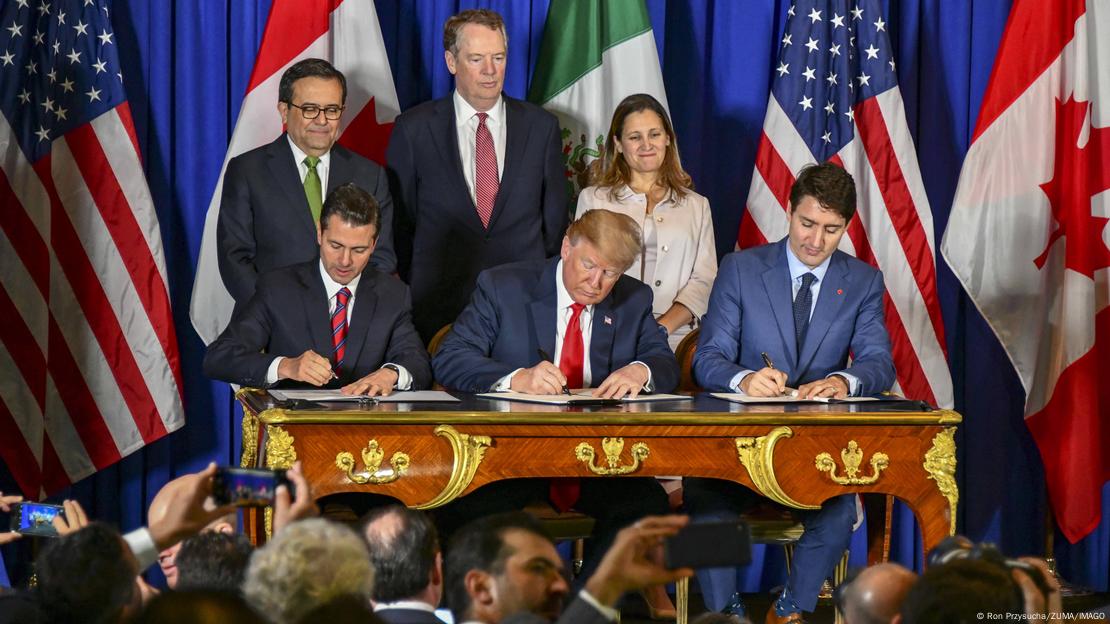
[785, 243, 831, 284]
[615, 183, 678, 205]
[318, 259, 361, 300]
[373, 600, 437, 613]
[287, 135, 331, 168]
[454, 89, 505, 127]
[554, 259, 592, 314]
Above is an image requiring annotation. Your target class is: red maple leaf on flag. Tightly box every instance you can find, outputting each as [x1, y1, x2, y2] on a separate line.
[336, 97, 394, 166]
[1033, 96, 1110, 277]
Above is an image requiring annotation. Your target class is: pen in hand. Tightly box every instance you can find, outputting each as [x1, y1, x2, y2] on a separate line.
[759, 352, 794, 397]
[537, 348, 571, 395]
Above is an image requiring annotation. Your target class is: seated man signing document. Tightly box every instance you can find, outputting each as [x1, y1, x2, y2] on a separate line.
[204, 183, 431, 395]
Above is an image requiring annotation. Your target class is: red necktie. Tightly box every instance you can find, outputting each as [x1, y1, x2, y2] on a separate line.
[331, 287, 351, 373]
[474, 112, 498, 228]
[550, 303, 586, 512]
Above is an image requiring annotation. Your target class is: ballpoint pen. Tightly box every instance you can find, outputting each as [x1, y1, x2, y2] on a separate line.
[537, 348, 572, 395]
[759, 352, 796, 397]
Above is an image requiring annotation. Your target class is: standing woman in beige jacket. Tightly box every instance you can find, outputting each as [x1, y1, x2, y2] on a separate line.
[576, 93, 717, 350]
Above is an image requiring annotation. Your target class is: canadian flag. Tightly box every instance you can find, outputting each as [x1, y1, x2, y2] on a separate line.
[942, 0, 1110, 542]
[189, 0, 399, 344]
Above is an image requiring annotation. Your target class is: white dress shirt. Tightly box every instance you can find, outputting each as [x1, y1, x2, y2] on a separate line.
[287, 135, 331, 193]
[454, 90, 506, 206]
[265, 261, 413, 389]
[374, 600, 439, 614]
[729, 246, 859, 394]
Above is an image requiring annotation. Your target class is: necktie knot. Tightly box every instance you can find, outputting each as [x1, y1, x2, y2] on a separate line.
[336, 286, 351, 307]
[799, 272, 816, 292]
[569, 302, 586, 316]
[476, 111, 488, 126]
[304, 155, 320, 170]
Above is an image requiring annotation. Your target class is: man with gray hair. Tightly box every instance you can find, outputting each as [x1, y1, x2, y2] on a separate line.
[836, 563, 916, 624]
[362, 505, 446, 624]
[243, 518, 374, 624]
[432, 208, 677, 585]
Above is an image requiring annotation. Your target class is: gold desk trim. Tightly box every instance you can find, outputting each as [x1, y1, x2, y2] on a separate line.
[574, 438, 650, 476]
[924, 427, 959, 535]
[414, 425, 492, 510]
[336, 439, 411, 485]
[735, 426, 819, 510]
[815, 440, 890, 486]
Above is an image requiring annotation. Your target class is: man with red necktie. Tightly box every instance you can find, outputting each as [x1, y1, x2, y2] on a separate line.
[431, 208, 678, 585]
[204, 183, 431, 395]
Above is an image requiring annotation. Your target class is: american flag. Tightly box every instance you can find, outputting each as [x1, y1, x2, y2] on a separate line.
[0, 0, 183, 498]
[738, 0, 952, 407]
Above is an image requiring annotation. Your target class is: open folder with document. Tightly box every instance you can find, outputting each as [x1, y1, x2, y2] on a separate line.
[477, 390, 692, 406]
[268, 389, 460, 403]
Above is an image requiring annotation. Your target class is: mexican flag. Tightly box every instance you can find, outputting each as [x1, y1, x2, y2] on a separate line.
[528, 0, 669, 204]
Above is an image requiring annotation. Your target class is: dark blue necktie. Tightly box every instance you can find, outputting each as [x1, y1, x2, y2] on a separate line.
[793, 272, 816, 354]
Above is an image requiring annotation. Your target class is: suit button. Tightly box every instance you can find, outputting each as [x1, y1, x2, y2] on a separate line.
[654, 280, 662, 286]
[662, 245, 669, 252]
[656, 216, 663, 222]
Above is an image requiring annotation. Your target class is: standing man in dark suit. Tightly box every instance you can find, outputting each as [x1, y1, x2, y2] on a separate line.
[218, 58, 396, 307]
[687, 163, 895, 624]
[432, 209, 676, 592]
[363, 506, 447, 624]
[387, 9, 567, 342]
[204, 183, 430, 394]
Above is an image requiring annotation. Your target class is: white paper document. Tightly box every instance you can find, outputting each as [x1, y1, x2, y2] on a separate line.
[477, 390, 692, 405]
[710, 392, 880, 404]
[269, 389, 460, 403]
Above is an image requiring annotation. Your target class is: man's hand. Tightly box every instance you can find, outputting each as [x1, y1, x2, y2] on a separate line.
[277, 350, 335, 386]
[52, 499, 90, 535]
[147, 463, 237, 551]
[272, 461, 318, 535]
[584, 515, 694, 607]
[1013, 557, 1063, 618]
[797, 374, 849, 399]
[0, 492, 22, 545]
[341, 367, 399, 396]
[510, 361, 568, 395]
[740, 367, 789, 397]
[594, 363, 650, 399]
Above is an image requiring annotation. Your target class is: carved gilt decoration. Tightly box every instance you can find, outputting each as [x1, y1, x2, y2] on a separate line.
[815, 440, 890, 485]
[735, 426, 819, 510]
[574, 437, 650, 475]
[265, 426, 297, 469]
[923, 427, 959, 535]
[415, 425, 492, 509]
[336, 439, 411, 484]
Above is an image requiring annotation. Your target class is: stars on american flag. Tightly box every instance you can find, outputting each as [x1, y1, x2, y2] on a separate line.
[1, 0, 122, 160]
[771, 0, 900, 161]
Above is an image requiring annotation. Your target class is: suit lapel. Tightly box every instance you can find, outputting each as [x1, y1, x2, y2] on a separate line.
[267, 135, 317, 233]
[798, 253, 850, 374]
[299, 263, 334, 360]
[342, 271, 379, 376]
[326, 144, 349, 196]
[589, 297, 616, 382]
[762, 242, 799, 369]
[486, 98, 526, 232]
[529, 259, 560, 363]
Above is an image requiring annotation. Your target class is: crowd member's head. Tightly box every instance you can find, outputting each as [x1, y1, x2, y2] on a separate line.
[317, 183, 381, 285]
[443, 9, 507, 111]
[174, 531, 255, 593]
[134, 590, 267, 624]
[561, 209, 643, 306]
[277, 58, 347, 157]
[35, 522, 140, 624]
[836, 563, 916, 624]
[786, 162, 856, 269]
[897, 559, 1024, 624]
[594, 93, 692, 197]
[243, 518, 374, 624]
[149, 472, 236, 588]
[445, 512, 568, 624]
[361, 505, 442, 607]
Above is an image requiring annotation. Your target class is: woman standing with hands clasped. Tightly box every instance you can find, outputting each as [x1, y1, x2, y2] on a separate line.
[576, 93, 717, 350]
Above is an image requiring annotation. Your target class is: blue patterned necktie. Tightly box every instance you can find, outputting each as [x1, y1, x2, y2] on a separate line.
[793, 272, 817, 354]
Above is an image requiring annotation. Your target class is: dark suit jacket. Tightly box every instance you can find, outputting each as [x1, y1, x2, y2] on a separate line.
[203, 260, 431, 390]
[386, 94, 567, 340]
[374, 607, 446, 624]
[693, 238, 895, 394]
[500, 597, 611, 624]
[432, 258, 678, 394]
[217, 134, 396, 305]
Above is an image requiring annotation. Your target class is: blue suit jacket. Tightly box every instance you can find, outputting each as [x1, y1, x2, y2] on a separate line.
[217, 134, 396, 306]
[203, 260, 431, 390]
[386, 95, 567, 340]
[433, 258, 679, 394]
[693, 239, 894, 394]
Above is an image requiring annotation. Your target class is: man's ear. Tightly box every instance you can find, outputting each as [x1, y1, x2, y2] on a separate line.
[431, 551, 444, 587]
[560, 236, 571, 261]
[464, 569, 496, 610]
[444, 50, 458, 76]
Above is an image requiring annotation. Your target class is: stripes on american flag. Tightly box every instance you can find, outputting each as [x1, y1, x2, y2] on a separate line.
[0, 0, 183, 498]
[738, 0, 953, 407]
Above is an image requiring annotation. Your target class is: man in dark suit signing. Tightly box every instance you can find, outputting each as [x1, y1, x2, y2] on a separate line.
[387, 9, 567, 342]
[432, 209, 677, 589]
[204, 183, 430, 394]
[218, 58, 396, 307]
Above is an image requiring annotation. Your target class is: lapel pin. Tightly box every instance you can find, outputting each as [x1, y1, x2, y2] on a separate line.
[837, 289, 843, 295]
[604, 316, 612, 325]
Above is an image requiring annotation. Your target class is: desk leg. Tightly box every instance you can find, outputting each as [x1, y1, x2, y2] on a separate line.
[865, 494, 893, 566]
[676, 577, 688, 624]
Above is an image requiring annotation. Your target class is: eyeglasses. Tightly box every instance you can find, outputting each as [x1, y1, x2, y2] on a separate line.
[286, 102, 344, 121]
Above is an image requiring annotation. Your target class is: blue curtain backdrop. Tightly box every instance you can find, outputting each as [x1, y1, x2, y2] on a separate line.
[1, 0, 1106, 591]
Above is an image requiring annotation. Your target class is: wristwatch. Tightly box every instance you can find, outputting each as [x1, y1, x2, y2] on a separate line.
[381, 364, 401, 387]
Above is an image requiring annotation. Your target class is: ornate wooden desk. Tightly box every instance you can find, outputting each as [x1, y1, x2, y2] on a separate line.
[237, 390, 959, 554]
